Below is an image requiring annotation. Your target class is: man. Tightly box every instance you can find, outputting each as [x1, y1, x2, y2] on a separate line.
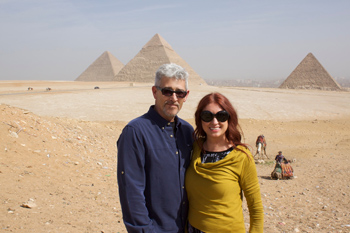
[117, 63, 194, 232]
[272, 151, 294, 179]
[275, 151, 284, 163]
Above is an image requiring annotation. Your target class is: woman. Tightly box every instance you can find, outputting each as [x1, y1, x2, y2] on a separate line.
[185, 93, 264, 233]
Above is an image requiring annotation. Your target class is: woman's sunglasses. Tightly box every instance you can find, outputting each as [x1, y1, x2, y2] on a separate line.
[156, 86, 188, 99]
[200, 110, 230, 122]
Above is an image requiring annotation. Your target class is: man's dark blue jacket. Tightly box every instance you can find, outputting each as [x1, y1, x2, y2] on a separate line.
[117, 106, 194, 232]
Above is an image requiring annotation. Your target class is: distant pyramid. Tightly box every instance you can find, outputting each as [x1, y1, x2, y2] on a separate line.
[279, 53, 341, 90]
[113, 34, 207, 86]
[75, 51, 124, 82]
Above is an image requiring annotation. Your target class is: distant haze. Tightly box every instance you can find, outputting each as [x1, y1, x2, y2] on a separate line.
[207, 77, 350, 88]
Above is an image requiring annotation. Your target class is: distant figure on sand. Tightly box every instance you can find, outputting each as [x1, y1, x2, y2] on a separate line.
[271, 151, 294, 180]
[254, 134, 268, 160]
[275, 151, 284, 163]
[117, 63, 193, 232]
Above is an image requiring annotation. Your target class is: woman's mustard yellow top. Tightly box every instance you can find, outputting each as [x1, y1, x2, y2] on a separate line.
[185, 143, 264, 233]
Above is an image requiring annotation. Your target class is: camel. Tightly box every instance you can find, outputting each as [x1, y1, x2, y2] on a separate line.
[254, 135, 268, 160]
[271, 160, 294, 180]
[271, 164, 283, 180]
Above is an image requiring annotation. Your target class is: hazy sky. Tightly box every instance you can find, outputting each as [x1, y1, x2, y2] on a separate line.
[1, 0, 349, 81]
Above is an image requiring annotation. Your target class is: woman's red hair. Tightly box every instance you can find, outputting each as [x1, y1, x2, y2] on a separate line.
[194, 92, 247, 151]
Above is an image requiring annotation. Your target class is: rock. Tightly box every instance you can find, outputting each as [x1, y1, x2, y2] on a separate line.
[7, 208, 15, 214]
[20, 199, 37, 209]
[10, 132, 18, 138]
[45, 220, 53, 225]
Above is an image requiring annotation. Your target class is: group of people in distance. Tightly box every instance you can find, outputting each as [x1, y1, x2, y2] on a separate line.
[254, 135, 294, 180]
[117, 63, 264, 233]
[271, 151, 294, 180]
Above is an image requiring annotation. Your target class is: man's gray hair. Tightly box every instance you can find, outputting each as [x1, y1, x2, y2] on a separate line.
[155, 63, 189, 89]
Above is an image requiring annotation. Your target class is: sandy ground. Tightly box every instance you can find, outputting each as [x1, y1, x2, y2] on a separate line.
[1, 81, 350, 232]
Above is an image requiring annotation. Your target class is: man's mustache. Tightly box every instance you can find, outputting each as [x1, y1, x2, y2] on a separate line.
[165, 101, 179, 107]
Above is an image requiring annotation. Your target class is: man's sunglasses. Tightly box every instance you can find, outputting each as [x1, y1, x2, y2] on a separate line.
[200, 110, 230, 122]
[156, 86, 188, 98]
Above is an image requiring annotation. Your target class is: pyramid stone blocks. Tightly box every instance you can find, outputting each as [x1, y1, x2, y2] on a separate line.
[75, 51, 124, 82]
[113, 34, 206, 86]
[280, 53, 341, 91]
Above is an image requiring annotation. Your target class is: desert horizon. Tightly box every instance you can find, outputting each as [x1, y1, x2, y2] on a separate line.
[1, 80, 350, 232]
[1, 80, 350, 122]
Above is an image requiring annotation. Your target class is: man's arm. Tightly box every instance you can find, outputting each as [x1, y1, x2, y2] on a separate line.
[117, 126, 155, 233]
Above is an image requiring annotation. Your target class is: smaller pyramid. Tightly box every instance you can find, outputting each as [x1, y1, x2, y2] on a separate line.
[75, 51, 124, 82]
[279, 53, 341, 91]
[113, 34, 206, 86]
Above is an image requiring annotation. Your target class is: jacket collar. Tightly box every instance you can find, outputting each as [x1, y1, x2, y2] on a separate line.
[147, 105, 181, 128]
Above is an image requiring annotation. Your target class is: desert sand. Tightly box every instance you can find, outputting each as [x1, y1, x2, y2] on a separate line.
[1, 81, 350, 232]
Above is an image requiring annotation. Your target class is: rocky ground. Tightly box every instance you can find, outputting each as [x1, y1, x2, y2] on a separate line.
[1, 81, 350, 232]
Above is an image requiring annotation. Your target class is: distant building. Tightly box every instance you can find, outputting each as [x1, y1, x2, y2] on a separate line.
[113, 33, 206, 86]
[76, 51, 124, 82]
[279, 53, 341, 91]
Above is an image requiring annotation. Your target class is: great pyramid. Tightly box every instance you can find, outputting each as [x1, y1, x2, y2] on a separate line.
[279, 53, 341, 91]
[75, 51, 124, 82]
[113, 34, 207, 86]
